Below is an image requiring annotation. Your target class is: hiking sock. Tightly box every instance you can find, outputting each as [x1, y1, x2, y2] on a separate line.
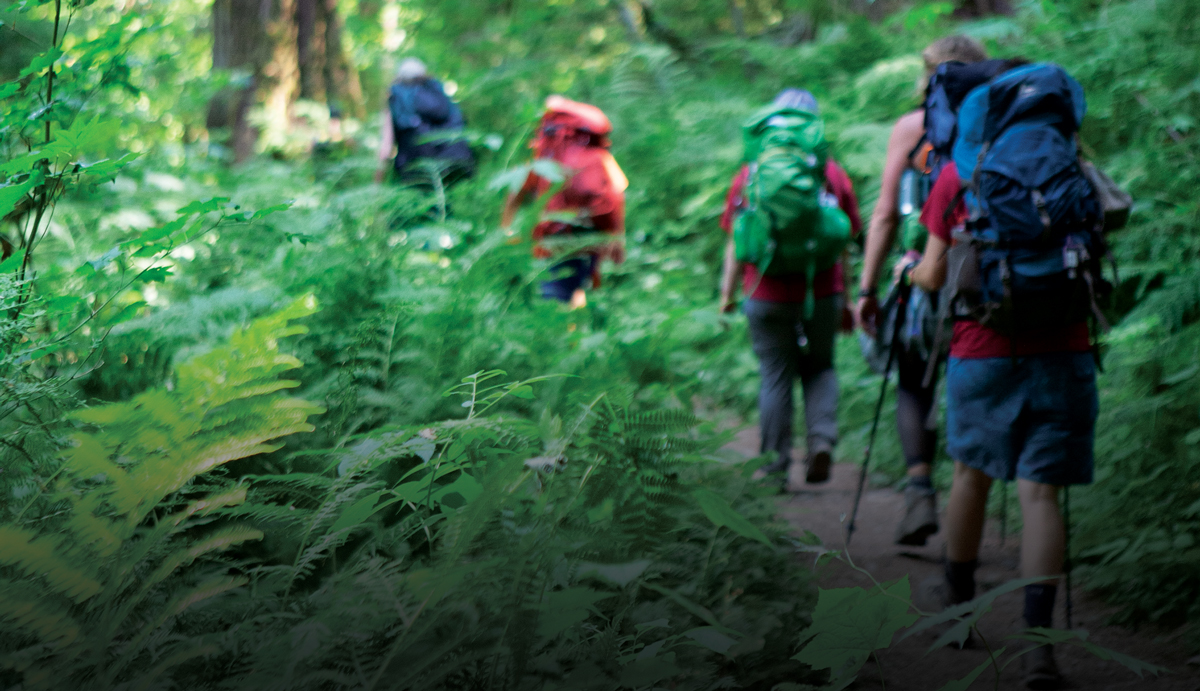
[908, 475, 934, 491]
[1023, 584, 1057, 629]
[944, 559, 978, 604]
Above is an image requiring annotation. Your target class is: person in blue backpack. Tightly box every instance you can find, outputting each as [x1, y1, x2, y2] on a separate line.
[855, 35, 990, 546]
[375, 58, 474, 185]
[910, 61, 1108, 690]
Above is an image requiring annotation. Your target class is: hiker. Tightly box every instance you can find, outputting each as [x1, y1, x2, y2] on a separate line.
[854, 35, 989, 546]
[375, 58, 474, 185]
[718, 89, 862, 490]
[500, 96, 627, 308]
[909, 62, 1107, 690]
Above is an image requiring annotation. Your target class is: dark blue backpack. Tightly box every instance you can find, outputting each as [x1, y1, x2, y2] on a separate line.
[947, 62, 1107, 333]
[918, 59, 1016, 193]
[388, 79, 459, 132]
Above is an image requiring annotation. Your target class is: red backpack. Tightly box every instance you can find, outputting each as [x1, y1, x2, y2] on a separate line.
[519, 96, 627, 257]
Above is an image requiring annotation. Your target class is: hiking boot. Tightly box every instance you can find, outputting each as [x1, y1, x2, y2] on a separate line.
[895, 483, 939, 546]
[804, 440, 832, 484]
[751, 456, 790, 481]
[1021, 645, 1063, 690]
[914, 575, 976, 650]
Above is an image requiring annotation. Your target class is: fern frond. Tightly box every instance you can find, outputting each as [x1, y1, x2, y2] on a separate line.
[142, 526, 264, 590]
[0, 527, 102, 602]
[0, 581, 81, 648]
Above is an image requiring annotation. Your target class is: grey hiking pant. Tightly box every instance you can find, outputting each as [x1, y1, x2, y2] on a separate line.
[745, 296, 841, 464]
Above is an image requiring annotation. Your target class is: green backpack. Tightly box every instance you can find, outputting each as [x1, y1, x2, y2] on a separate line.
[732, 104, 851, 317]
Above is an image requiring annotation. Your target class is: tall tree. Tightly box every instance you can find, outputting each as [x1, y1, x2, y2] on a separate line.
[208, 0, 361, 162]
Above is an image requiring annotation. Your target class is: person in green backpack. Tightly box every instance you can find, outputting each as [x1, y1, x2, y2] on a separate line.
[718, 89, 862, 489]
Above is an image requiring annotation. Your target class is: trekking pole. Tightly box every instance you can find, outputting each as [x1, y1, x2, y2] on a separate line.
[1064, 486, 1074, 629]
[846, 286, 907, 547]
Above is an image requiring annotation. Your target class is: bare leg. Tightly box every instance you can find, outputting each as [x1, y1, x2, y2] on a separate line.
[1017, 479, 1065, 583]
[945, 461, 993, 562]
[569, 288, 587, 310]
[907, 462, 932, 478]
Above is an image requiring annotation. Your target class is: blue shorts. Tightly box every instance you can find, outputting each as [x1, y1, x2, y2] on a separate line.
[540, 256, 596, 302]
[945, 353, 1097, 486]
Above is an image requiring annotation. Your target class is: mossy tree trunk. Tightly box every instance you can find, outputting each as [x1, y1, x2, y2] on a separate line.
[208, 0, 361, 162]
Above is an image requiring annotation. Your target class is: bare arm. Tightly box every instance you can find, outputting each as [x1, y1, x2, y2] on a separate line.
[911, 232, 949, 292]
[855, 110, 925, 334]
[500, 193, 521, 229]
[719, 237, 739, 313]
[375, 111, 394, 183]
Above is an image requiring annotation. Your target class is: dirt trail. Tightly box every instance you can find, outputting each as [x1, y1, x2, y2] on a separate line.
[724, 427, 1200, 691]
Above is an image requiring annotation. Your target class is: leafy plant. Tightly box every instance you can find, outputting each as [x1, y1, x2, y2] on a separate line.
[0, 298, 322, 689]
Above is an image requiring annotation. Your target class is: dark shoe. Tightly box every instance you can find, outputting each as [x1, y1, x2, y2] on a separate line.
[751, 456, 790, 481]
[895, 483, 939, 546]
[804, 442, 832, 484]
[1021, 645, 1063, 690]
[914, 575, 976, 650]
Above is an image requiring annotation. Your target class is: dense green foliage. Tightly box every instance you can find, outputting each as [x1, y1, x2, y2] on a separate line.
[1, 0, 1197, 688]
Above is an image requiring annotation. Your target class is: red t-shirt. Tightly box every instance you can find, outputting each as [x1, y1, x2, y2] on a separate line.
[920, 162, 1091, 359]
[720, 160, 863, 303]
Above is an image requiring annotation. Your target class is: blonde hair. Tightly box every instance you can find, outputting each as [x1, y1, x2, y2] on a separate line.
[922, 35, 988, 74]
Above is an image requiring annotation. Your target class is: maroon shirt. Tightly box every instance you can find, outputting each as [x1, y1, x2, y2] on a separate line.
[720, 160, 863, 303]
[921, 162, 1091, 359]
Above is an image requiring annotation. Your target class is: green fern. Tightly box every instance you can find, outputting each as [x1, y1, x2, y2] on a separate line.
[0, 297, 323, 691]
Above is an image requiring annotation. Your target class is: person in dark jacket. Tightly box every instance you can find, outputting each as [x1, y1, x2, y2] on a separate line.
[375, 58, 474, 185]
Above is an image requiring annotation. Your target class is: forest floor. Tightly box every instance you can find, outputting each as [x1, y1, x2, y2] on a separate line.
[723, 427, 1200, 691]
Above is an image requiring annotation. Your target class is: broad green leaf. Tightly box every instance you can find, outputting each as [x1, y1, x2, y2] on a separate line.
[794, 578, 919, 682]
[85, 246, 122, 272]
[537, 587, 614, 638]
[176, 197, 231, 215]
[577, 560, 652, 587]
[135, 266, 173, 283]
[935, 648, 1004, 691]
[0, 180, 34, 220]
[530, 158, 565, 182]
[19, 47, 63, 79]
[80, 152, 139, 180]
[683, 626, 738, 655]
[0, 248, 26, 274]
[692, 488, 772, 545]
[906, 577, 1044, 651]
[106, 301, 147, 326]
[328, 491, 386, 533]
[487, 164, 534, 193]
[250, 202, 293, 220]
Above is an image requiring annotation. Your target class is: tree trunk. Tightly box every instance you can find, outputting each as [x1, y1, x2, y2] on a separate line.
[207, 0, 267, 162]
[296, 0, 327, 102]
[323, 0, 364, 117]
[728, 0, 746, 38]
[210, 0, 361, 161]
[261, 0, 300, 140]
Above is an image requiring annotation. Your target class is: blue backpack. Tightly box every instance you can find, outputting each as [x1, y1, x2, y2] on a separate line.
[946, 62, 1108, 334]
[922, 60, 1013, 181]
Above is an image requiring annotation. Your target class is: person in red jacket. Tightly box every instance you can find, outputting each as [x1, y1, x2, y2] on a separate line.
[502, 96, 627, 309]
[910, 161, 1097, 689]
[718, 89, 863, 490]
